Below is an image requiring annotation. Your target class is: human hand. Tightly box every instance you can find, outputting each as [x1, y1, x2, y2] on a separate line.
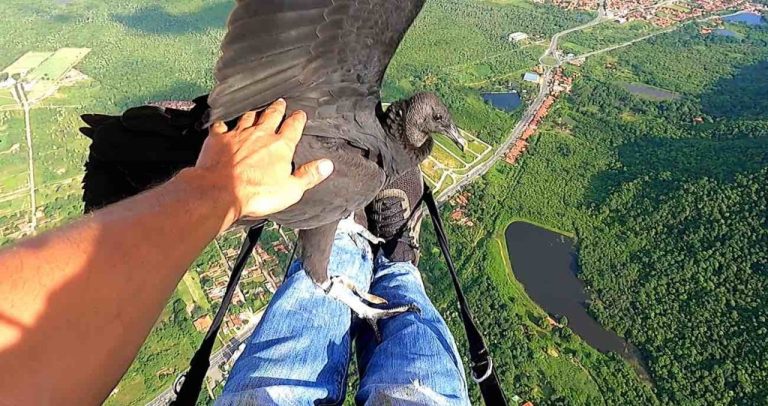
[191, 99, 334, 229]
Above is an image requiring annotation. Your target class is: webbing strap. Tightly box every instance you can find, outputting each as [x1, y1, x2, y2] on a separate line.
[171, 223, 266, 405]
[423, 186, 508, 406]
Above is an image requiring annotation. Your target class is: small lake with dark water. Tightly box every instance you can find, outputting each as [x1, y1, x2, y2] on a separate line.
[714, 28, 738, 37]
[723, 11, 766, 26]
[505, 221, 648, 376]
[482, 91, 522, 112]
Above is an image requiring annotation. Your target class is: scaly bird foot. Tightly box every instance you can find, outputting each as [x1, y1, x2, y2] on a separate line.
[338, 213, 386, 245]
[324, 276, 421, 342]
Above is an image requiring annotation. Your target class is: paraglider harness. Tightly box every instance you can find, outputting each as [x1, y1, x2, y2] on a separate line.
[171, 186, 507, 405]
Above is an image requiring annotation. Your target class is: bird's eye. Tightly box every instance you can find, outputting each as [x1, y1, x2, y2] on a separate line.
[434, 114, 443, 121]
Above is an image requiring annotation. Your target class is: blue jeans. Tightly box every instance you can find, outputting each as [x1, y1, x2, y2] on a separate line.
[217, 226, 470, 405]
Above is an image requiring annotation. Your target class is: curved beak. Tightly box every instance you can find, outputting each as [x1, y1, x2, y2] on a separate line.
[445, 123, 468, 152]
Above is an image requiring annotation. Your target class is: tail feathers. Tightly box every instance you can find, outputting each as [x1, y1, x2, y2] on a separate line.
[80, 97, 209, 212]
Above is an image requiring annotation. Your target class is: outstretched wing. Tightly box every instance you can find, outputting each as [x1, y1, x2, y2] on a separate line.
[208, 0, 426, 127]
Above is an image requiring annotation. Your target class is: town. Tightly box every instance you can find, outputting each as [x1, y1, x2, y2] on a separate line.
[539, 0, 765, 27]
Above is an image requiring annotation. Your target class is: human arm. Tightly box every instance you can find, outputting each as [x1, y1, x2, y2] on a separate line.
[0, 99, 333, 405]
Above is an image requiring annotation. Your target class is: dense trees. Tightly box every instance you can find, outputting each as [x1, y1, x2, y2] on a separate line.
[417, 24, 768, 404]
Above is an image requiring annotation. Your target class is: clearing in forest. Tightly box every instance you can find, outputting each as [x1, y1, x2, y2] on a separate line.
[1, 48, 91, 106]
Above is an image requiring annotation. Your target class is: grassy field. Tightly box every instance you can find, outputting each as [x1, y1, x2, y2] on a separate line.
[621, 82, 681, 101]
[179, 272, 211, 312]
[26, 48, 90, 82]
[2, 51, 53, 76]
[561, 20, 658, 55]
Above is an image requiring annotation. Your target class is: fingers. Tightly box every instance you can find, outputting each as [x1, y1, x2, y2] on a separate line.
[236, 111, 257, 132]
[278, 110, 307, 148]
[210, 121, 228, 136]
[256, 98, 286, 133]
[292, 159, 334, 191]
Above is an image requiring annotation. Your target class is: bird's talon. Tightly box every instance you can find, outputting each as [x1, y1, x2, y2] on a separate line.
[372, 237, 385, 245]
[368, 319, 383, 342]
[362, 293, 388, 305]
[407, 303, 422, 317]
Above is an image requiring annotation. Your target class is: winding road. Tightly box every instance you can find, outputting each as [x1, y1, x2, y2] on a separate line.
[439, 0, 733, 203]
[438, 69, 553, 202]
[438, 8, 614, 203]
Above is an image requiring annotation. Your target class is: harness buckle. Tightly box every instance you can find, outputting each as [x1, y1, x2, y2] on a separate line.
[471, 358, 494, 383]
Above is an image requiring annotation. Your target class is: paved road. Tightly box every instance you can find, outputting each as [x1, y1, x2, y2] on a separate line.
[438, 69, 554, 203]
[439, 1, 735, 203]
[11, 84, 37, 233]
[577, 9, 748, 60]
[438, 9, 612, 203]
[540, 15, 609, 66]
[146, 315, 262, 406]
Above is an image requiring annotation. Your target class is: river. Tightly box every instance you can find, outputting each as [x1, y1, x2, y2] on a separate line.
[504, 221, 649, 377]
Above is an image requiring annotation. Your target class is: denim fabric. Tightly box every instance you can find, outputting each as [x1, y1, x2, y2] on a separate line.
[217, 227, 469, 406]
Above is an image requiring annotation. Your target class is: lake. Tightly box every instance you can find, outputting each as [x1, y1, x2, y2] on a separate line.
[723, 11, 766, 26]
[482, 91, 522, 112]
[504, 221, 648, 374]
[714, 28, 738, 37]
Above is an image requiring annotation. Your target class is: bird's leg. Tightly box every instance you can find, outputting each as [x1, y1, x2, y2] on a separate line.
[337, 212, 385, 245]
[333, 275, 388, 305]
[324, 275, 421, 342]
[303, 218, 418, 342]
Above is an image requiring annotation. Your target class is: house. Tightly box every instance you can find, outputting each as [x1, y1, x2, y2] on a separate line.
[193, 315, 213, 332]
[273, 243, 289, 254]
[523, 72, 541, 83]
[508, 32, 529, 42]
[451, 209, 465, 222]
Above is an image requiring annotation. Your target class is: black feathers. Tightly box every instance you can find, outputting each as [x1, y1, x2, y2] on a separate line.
[209, 0, 427, 178]
[80, 100, 208, 212]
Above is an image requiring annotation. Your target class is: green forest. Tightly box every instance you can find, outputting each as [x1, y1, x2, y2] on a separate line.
[416, 20, 768, 405]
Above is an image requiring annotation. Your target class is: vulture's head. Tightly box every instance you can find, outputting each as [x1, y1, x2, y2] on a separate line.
[402, 92, 467, 152]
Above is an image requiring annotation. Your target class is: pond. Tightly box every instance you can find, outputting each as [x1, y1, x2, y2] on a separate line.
[714, 28, 738, 37]
[723, 11, 766, 26]
[482, 91, 522, 112]
[504, 221, 648, 376]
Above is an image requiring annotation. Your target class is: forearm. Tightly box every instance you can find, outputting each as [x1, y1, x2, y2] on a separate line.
[0, 168, 233, 405]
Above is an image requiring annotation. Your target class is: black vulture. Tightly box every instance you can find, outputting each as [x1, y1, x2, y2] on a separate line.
[80, 0, 466, 327]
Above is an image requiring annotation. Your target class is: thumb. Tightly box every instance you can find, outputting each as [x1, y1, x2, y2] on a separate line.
[293, 159, 334, 191]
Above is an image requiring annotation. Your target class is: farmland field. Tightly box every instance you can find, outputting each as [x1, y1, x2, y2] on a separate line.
[26, 48, 90, 82]
[2, 52, 53, 76]
[622, 82, 681, 101]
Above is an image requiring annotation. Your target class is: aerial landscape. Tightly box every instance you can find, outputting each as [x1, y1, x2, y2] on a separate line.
[0, 0, 766, 404]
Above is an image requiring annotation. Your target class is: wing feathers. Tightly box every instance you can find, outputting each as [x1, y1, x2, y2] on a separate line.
[209, 0, 427, 126]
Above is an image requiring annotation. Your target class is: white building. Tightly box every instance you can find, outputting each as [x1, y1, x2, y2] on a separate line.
[0, 77, 15, 89]
[508, 32, 529, 43]
[523, 72, 541, 83]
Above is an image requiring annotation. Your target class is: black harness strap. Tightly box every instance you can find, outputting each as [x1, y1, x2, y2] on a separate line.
[171, 188, 506, 405]
[423, 186, 508, 406]
[171, 223, 266, 406]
